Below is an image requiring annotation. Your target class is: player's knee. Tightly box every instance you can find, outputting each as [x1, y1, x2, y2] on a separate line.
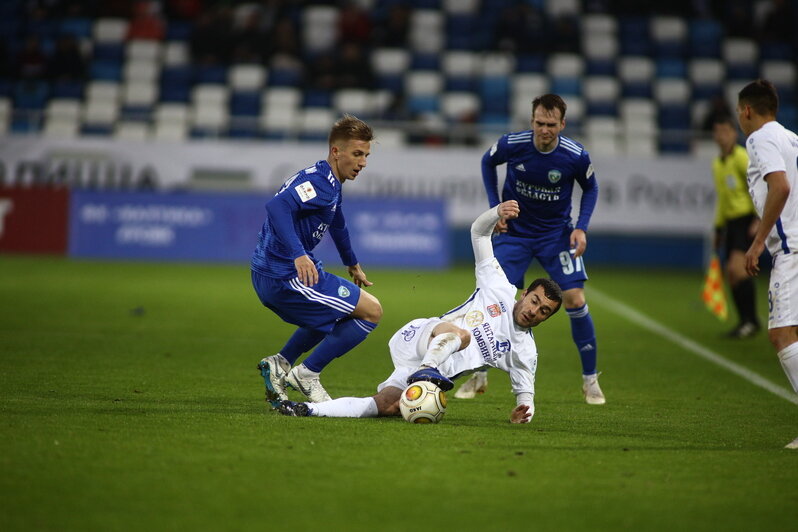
[356, 291, 383, 323]
[563, 288, 586, 309]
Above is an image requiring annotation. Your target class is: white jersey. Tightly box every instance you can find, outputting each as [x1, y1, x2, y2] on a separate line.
[436, 256, 538, 396]
[745, 121, 798, 256]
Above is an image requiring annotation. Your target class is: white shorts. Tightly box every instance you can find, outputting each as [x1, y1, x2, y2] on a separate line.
[376, 317, 442, 392]
[769, 252, 798, 329]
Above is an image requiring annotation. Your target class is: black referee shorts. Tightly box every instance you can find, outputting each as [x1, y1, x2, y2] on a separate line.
[724, 214, 756, 253]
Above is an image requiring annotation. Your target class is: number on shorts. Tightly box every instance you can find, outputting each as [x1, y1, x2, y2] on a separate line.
[768, 290, 773, 313]
[559, 251, 582, 275]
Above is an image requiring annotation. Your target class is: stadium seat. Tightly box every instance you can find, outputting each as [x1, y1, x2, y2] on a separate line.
[333, 89, 374, 117]
[14, 81, 49, 110]
[262, 87, 302, 112]
[545, 0, 580, 17]
[650, 16, 687, 57]
[480, 53, 515, 78]
[303, 89, 333, 109]
[127, 40, 162, 62]
[124, 59, 159, 83]
[409, 9, 444, 53]
[45, 98, 81, 121]
[93, 18, 128, 43]
[0, 97, 11, 133]
[114, 121, 149, 141]
[153, 120, 188, 141]
[194, 64, 228, 84]
[163, 41, 189, 66]
[655, 57, 686, 79]
[86, 81, 120, 103]
[619, 56, 654, 98]
[442, 50, 478, 92]
[51, 80, 85, 99]
[300, 108, 335, 141]
[511, 73, 549, 124]
[229, 64, 267, 92]
[303, 6, 338, 53]
[59, 17, 93, 39]
[619, 16, 651, 56]
[90, 60, 123, 81]
[43, 116, 79, 138]
[191, 104, 229, 134]
[192, 84, 229, 107]
[230, 91, 261, 116]
[443, 0, 479, 14]
[723, 38, 759, 79]
[688, 18, 723, 58]
[583, 76, 620, 116]
[585, 116, 621, 156]
[761, 61, 796, 100]
[441, 91, 480, 122]
[260, 105, 298, 138]
[581, 14, 617, 36]
[688, 58, 725, 100]
[562, 95, 585, 129]
[583, 33, 618, 76]
[82, 100, 119, 127]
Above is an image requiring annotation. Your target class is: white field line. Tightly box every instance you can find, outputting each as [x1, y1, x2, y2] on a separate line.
[590, 288, 798, 406]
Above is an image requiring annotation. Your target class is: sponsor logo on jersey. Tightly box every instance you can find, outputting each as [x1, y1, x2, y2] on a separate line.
[514, 163, 526, 172]
[401, 324, 420, 341]
[465, 310, 484, 327]
[295, 181, 317, 202]
[487, 304, 502, 317]
[338, 285, 350, 298]
[548, 169, 562, 183]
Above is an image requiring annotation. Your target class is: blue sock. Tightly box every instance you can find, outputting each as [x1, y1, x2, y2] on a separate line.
[302, 318, 378, 373]
[567, 304, 597, 375]
[279, 327, 326, 365]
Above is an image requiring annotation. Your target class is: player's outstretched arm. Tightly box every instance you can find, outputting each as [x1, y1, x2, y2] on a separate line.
[471, 200, 519, 263]
[347, 263, 373, 287]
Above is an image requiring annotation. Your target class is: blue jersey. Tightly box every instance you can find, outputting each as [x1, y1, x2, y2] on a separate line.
[251, 160, 357, 279]
[482, 131, 598, 242]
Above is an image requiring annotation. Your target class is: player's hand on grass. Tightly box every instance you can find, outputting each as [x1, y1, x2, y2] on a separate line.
[570, 228, 587, 258]
[510, 404, 532, 424]
[348, 264, 373, 287]
[295, 255, 319, 286]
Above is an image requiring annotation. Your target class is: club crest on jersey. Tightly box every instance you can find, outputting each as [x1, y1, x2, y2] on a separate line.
[547, 169, 562, 184]
[295, 181, 317, 202]
[338, 286, 350, 298]
[465, 310, 484, 327]
[401, 324, 420, 341]
[487, 304, 502, 317]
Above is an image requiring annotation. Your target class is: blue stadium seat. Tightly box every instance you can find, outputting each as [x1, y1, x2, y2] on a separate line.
[375, 74, 403, 92]
[408, 94, 439, 114]
[194, 64, 227, 84]
[90, 60, 123, 81]
[166, 21, 193, 41]
[760, 42, 792, 61]
[93, 43, 125, 62]
[586, 59, 616, 76]
[228, 122, 261, 139]
[52, 80, 85, 99]
[411, 53, 440, 71]
[81, 124, 113, 136]
[14, 81, 49, 110]
[550, 77, 581, 96]
[447, 15, 482, 50]
[480, 77, 509, 114]
[0, 79, 14, 97]
[688, 19, 722, 58]
[268, 68, 302, 87]
[656, 58, 686, 79]
[515, 54, 546, 73]
[59, 18, 92, 39]
[303, 89, 332, 108]
[230, 91, 261, 115]
[619, 17, 651, 56]
[11, 116, 42, 134]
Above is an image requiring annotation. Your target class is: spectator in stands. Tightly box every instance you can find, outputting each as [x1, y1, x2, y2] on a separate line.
[307, 52, 337, 91]
[267, 16, 305, 82]
[336, 42, 373, 90]
[190, 8, 233, 64]
[15, 36, 48, 81]
[493, 2, 550, 54]
[127, 0, 166, 40]
[758, 0, 793, 46]
[232, 8, 268, 64]
[551, 15, 581, 53]
[337, 1, 372, 47]
[372, 4, 409, 48]
[47, 34, 86, 81]
[165, 0, 204, 21]
[722, 0, 755, 38]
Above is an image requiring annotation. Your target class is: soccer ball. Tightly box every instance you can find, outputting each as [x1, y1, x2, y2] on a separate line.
[399, 380, 447, 424]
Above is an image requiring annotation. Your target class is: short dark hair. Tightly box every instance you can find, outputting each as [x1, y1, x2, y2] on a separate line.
[526, 278, 563, 314]
[738, 79, 779, 117]
[329, 114, 373, 146]
[712, 114, 736, 128]
[532, 94, 567, 121]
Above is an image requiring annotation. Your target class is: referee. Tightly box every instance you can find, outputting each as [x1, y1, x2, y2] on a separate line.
[711, 115, 761, 338]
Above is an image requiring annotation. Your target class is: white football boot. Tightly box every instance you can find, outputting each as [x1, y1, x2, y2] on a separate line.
[785, 436, 798, 449]
[454, 370, 488, 399]
[257, 354, 291, 407]
[582, 373, 606, 405]
[285, 364, 332, 403]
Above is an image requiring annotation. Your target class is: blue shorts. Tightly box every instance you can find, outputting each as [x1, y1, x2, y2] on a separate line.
[493, 229, 588, 291]
[251, 268, 361, 333]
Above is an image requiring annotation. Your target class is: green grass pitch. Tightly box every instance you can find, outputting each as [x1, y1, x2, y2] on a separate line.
[1, 255, 796, 531]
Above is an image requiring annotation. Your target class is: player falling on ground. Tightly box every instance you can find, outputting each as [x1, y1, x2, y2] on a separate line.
[736, 79, 798, 449]
[710, 115, 760, 338]
[252, 114, 382, 405]
[455, 94, 603, 404]
[278, 200, 563, 424]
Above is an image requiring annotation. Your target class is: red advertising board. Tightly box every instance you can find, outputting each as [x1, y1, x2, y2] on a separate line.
[0, 186, 69, 254]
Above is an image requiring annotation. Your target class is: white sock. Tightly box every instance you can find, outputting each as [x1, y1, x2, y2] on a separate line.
[777, 342, 798, 394]
[420, 332, 462, 368]
[309, 397, 379, 418]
